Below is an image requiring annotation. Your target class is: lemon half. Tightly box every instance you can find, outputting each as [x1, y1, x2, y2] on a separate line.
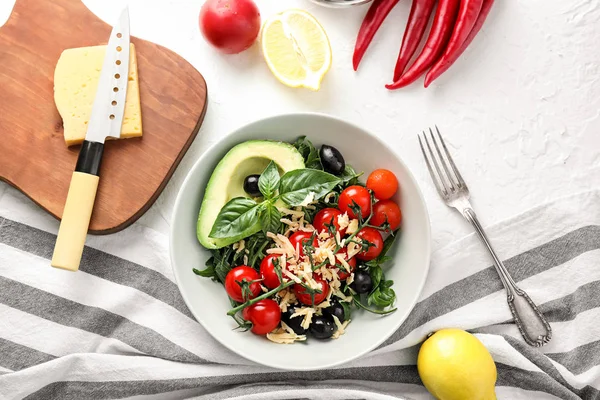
[261, 9, 332, 91]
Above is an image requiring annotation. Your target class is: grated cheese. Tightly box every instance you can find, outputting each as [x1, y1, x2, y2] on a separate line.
[298, 192, 316, 207]
[232, 240, 245, 253]
[278, 207, 305, 218]
[346, 272, 355, 285]
[318, 266, 334, 281]
[330, 268, 342, 290]
[278, 290, 297, 312]
[280, 218, 297, 227]
[316, 300, 331, 309]
[243, 255, 249, 265]
[283, 269, 303, 284]
[266, 248, 286, 255]
[334, 289, 353, 303]
[337, 213, 350, 230]
[332, 316, 350, 339]
[336, 253, 351, 273]
[324, 192, 336, 203]
[292, 307, 316, 329]
[267, 326, 307, 344]
[347, 240, 361, 259]
[346, 219, 359, 235]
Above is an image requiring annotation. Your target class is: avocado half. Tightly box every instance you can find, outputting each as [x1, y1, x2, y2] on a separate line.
[197, 140, 305, 249]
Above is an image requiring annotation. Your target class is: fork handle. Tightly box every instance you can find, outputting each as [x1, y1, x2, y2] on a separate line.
[463, 208, 552, 347]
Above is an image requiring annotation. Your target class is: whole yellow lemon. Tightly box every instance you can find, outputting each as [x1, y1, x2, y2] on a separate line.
[417, 328, 497, 400]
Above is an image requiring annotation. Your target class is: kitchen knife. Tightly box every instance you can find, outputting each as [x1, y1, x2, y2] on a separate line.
[51, 7, 131, 271]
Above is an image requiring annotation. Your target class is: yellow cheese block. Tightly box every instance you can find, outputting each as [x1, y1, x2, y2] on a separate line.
[54, 43, 142, 146]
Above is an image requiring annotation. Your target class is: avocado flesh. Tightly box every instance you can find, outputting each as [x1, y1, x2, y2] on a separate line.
[197, 140, 305, 249]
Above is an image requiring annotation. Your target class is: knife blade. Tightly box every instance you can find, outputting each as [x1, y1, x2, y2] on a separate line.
[51, 7, 131, 271]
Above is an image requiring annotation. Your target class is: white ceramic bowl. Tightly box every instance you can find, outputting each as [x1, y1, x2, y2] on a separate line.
[170, 113, 431, 370]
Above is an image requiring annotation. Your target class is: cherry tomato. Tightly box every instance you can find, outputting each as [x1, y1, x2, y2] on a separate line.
[367, 169, 399, 200]
[313, 208, 346, 237]
[260, 254, 285, 289]
[199, 0, 261, 54]
[224, 266, 261, 303]
[330, 249, 356, 280]
[294, 275, 330, 306]
[338, 185, 371, 220]
[371, 200, 402, 231]
[355, 227, 384, 261]
[289, 231, 318, 258]
[242, 299, 281, 335]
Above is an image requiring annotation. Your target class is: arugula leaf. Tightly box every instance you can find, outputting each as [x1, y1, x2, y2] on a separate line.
[193, 265, 215, 278]
[366, 230, 399, 267]
[341, 301, 352, 321]
[306, 156, 322, 170]
[209, 197, 261, 239]
[369, 280, 396, 308]
[279, 169, 341, 206]
[293, 136, 322, 170]
[259, 203, 282, 235]
[340, 164, 361, 186]
[214, 246, 234, 283]
[258, 161, 280, 199]
[352, 294, 397, 315]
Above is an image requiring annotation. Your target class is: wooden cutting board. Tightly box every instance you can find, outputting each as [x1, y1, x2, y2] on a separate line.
[0, 0, 207, 234]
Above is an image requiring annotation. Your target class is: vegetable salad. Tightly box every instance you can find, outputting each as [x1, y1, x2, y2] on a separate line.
[195, 137, 403, 343]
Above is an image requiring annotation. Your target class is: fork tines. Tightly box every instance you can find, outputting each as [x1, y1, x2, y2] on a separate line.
[418, 126, 467, 199]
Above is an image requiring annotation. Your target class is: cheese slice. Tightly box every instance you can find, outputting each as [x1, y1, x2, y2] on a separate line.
[54, 43, 142, 146]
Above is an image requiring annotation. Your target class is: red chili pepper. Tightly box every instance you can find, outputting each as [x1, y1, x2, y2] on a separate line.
[386, 0, 460, 90]
[424, 0, 493, 87]
[392, 0, 437, 81]
[353, 0, 400, 71]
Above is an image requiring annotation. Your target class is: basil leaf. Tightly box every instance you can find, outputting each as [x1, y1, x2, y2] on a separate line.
[369, 280, 396, 308]
[209, 197, 261, 239]
[369, 266, 383, 294]
[294, 136, 322, 170]
[279, 169, 341, 206]
[259, 202, 282, 235]
[258, 161, 280, 199]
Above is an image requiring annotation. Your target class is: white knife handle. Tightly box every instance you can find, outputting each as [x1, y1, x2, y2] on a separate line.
[51, 141, 104, 271]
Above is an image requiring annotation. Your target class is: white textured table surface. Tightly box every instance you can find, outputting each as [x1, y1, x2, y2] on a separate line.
[1, 0, 598, 252]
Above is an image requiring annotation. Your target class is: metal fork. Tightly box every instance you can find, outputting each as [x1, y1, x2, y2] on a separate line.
[419, 127, 552, 347]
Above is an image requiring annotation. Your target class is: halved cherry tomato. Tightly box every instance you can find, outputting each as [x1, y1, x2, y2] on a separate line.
[294, 275, 330, 305]
[260, 254, 285, 289]
[313, 208, 346, 236]
[224, 266, 261, 303]
[242, 299, 281, 335]
[330, 249, 356, 280]
[338, 185, 371, 220]
[367, 169, 398, 200]
[355, 227, 384, 261]
[371, 199, 402, 231]
[289, 231, 318, 258]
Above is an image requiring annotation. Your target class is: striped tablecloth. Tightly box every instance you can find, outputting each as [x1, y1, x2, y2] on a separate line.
[1, 187, 599, 400]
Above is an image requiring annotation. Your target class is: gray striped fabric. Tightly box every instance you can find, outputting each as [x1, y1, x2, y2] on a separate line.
[1, 189, 599, 400]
